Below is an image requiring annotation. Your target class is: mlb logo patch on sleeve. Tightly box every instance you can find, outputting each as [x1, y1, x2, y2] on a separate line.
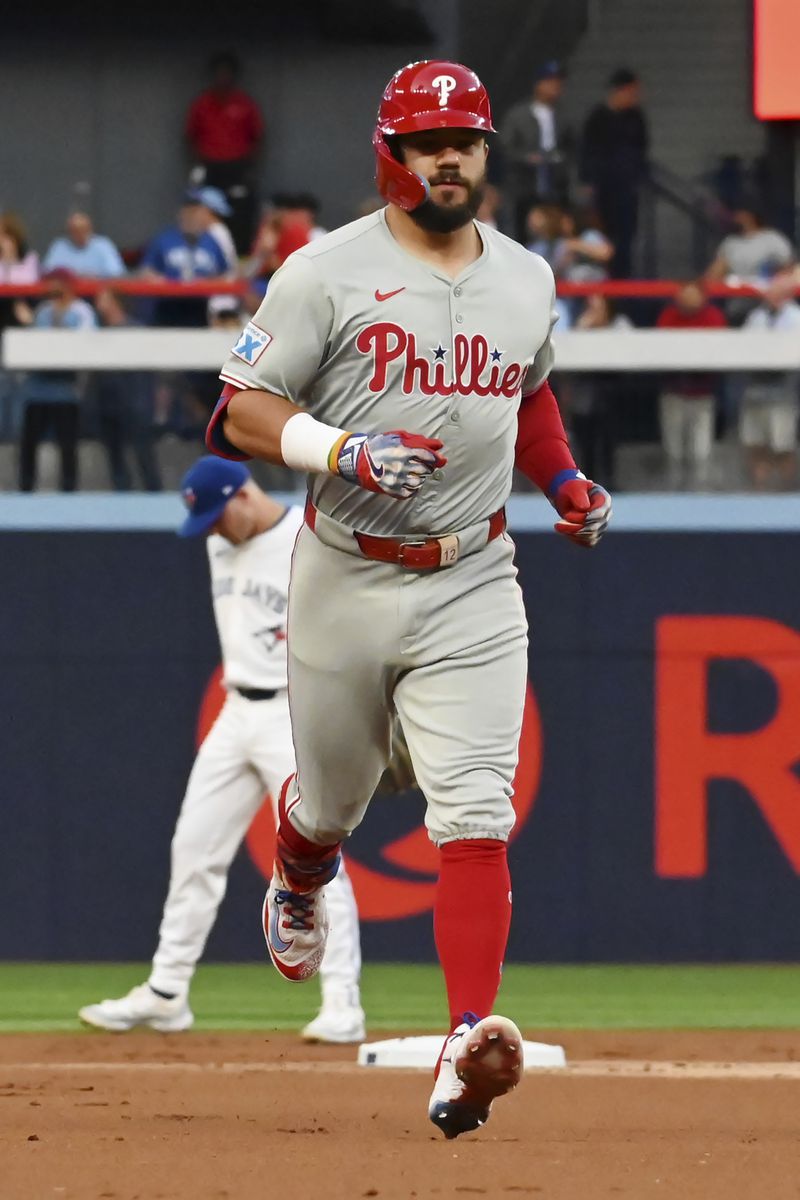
[232, 322, 272, 365]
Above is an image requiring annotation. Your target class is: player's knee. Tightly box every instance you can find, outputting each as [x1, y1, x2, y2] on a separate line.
[423, 766, 516, 847]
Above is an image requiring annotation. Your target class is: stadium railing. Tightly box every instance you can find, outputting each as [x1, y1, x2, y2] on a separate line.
[3, 279, 796, 373]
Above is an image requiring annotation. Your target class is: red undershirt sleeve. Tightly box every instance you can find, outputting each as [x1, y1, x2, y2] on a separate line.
[514, 380, 579, 497]
[206, 382, 252, 461]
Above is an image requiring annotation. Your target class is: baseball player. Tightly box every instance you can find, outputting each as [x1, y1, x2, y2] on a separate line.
[78, 456, 365, 1043]
[207, 61, 611, 1136]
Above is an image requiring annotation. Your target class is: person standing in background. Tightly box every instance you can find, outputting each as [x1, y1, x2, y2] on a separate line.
[186, 52, 265, 255]
[580, 69, 649, 278]
[656, 281, 727, 490]
[499, 62, 570, 241]
[91, 289, 162, 493]
[739, 272, 800, 489]
[15, 269, 96, 492]
[79, 458, 366, 1043]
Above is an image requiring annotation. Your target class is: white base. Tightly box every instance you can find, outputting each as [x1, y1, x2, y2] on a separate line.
[357, 1035, 566, 1070]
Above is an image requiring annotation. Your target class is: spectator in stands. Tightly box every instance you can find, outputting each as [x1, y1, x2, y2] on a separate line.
[16, 269, 96, 492]
[557, 207, 614, 284]
[525, 202, 564, 267]
[244, 193, 325, 304]
[499, 61, 570, 241]
[705, 204, 795, 286]
[208, 294, 244, 330]
[0, 212, 39, 284]
[580, 68, 649, 278]
[524, 203, 574, 329]
[182, 295, 247, 429]
[477, 183, 502, 229]
[140, 195, 231, 327]
[0, 212, 40, 333]
[90, 289, 161, 492]
[739, 271, 800, 489]
[42, 212, 125, 278]
[557, 207, 615, 321]
[656, 281, 727, 489]
[185, 51, 264, 255]
[560, 294, 632, 489]
[184, 186, 237, 270]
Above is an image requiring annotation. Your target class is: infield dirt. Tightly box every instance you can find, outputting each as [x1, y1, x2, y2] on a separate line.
[1, 1031, 799, 1199]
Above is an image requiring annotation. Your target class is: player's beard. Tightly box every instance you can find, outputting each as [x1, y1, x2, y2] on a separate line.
[409, 172, 485, 234]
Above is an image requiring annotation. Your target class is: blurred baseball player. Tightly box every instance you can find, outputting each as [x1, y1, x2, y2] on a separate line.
[207, 61, 611, 1136]
[79, 457, 365, 1043]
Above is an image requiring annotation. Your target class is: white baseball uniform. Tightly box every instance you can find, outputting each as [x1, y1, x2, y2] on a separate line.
[149, 504, 362, 1006]
[217, 209, 555, 850]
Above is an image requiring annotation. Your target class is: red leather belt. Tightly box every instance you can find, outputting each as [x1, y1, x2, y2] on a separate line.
[304, 498, 506, 570]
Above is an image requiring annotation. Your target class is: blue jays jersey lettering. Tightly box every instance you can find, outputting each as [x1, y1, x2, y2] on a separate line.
[207, 506, 303, 690]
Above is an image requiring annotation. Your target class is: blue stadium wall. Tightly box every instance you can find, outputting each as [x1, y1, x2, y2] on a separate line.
[2, 518, 800, 963]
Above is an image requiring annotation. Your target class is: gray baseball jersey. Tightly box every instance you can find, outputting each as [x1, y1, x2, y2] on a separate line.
[220, 208, 556, 536]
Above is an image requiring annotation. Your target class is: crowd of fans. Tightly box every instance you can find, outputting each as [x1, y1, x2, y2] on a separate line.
[1, 52, 799, 493]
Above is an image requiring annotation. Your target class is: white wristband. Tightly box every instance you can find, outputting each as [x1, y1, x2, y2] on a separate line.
[280, 412, 347, 474]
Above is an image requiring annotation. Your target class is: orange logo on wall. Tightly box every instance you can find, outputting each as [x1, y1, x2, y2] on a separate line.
[196, 668, 542, 920]
[656, 615, 800, 877]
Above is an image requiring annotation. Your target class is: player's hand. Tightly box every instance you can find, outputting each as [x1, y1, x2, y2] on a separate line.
[553, 477, 612, 548]
[333, 430, 446, 500]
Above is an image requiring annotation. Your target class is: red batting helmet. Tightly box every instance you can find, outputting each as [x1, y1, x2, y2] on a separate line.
[373, 60, 495, 212]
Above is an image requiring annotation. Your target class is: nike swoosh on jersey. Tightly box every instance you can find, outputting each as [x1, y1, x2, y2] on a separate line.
[375, 287, 406, 302]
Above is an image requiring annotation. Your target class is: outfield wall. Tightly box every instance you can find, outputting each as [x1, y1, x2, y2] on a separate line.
[1, 496, 799, 963]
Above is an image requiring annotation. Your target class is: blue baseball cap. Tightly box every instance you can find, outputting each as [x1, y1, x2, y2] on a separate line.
[178, 456, 250, 537]
[183, 186, 233, 218]
[535, 60, 566, 82]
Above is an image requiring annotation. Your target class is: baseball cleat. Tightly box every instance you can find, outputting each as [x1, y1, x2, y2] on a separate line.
[78, 983, 194, 1033]
[428, 1014, 524, 1139]
[263, 866, 329, 982]
[301, 996, 366, 1044]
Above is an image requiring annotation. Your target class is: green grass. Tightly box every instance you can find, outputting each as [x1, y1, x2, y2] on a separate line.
[0, 963, 799, 1033]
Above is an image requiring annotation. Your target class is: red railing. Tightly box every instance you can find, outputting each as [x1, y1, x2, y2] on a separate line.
[0, 279, 789, 300]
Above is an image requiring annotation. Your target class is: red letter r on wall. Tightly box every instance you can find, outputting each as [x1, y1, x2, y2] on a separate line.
[656, 616, 800, 877]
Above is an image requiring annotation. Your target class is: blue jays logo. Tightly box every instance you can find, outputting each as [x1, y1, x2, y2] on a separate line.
[232, 321, 272, 366]
[183, 487, 196, 508]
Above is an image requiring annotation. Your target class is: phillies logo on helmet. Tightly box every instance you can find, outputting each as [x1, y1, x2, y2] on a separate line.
[356, 321, 525, 399]
[373, 60, 495, 212]
[431, 73, 457, 106]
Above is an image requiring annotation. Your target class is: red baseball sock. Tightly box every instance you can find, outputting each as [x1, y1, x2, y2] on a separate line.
[276, 776, 341, 891]
[434, 838, 512, 1031]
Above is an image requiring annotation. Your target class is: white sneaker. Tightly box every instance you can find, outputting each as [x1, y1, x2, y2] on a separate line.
[263, 866, 329, 982]
[301, 997, 366, 1044]
[428, 1014, 523, 1139]
[78, 983, 194, 1033]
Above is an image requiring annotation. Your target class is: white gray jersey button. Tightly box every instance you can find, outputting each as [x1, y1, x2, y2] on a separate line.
[455, 313, 464, 323]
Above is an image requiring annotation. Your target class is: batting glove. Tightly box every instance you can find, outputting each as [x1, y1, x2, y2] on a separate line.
[552, 475, 612, 548]
[331, 430, 446, 500]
